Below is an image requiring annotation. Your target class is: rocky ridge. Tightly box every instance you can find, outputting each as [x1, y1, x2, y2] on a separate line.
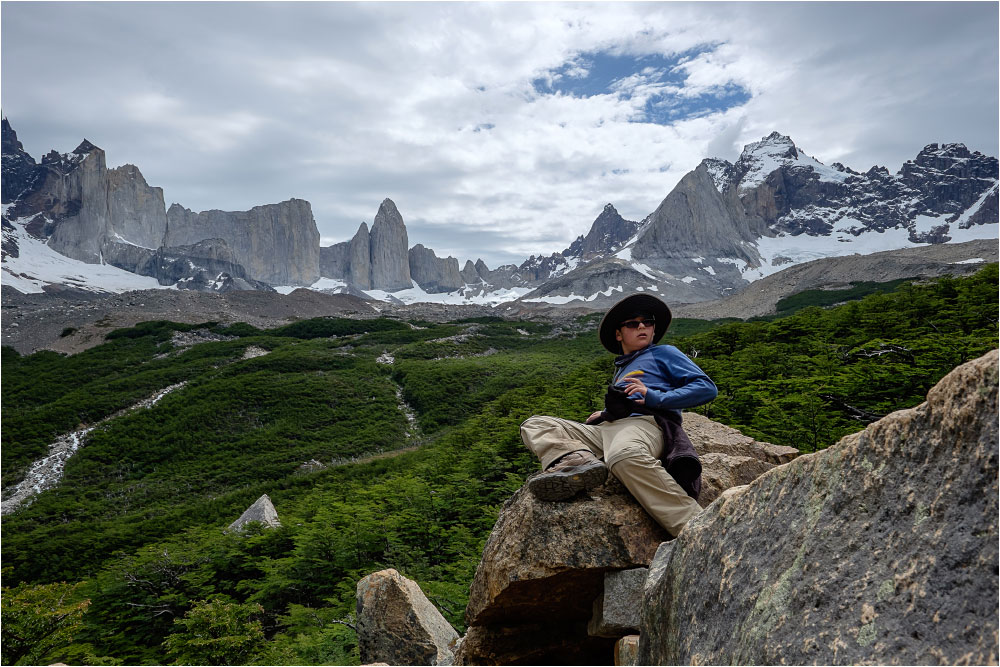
[320, 200, 461, 292]
[672, 238, 998, 320]
[3, 119, 996, 307]
[514, 133, 997, 307]
[1, 119, 320, 291]
[165, 199, 320, 286]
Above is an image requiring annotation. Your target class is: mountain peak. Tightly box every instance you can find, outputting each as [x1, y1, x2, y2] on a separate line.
[73, 139, 99, 155]
[739, 132, 798, 163]
[564, 203, 639, 260]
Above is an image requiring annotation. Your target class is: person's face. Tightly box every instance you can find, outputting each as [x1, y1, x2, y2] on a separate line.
[616, 316, 655, 354]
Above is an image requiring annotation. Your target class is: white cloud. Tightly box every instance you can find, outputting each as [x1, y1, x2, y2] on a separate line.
[1, 2, 996, 269]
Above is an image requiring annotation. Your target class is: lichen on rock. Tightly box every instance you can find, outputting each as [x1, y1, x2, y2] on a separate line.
[639, 350, 999, 665]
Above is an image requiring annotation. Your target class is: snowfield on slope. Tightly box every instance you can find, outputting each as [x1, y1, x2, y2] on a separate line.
[2, 220, 170, 294]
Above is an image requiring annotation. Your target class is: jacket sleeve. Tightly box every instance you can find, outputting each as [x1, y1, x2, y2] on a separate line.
[642, 345, 718, 410]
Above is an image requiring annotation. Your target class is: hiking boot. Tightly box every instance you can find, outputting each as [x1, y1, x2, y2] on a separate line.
[527, 450, 608, 501]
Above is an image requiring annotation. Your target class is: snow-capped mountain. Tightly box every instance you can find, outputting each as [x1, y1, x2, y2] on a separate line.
[2, 119, 996, 307]
[519, 132, 997, 306]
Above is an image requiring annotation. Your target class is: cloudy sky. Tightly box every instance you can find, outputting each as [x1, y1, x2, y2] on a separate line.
[2, 2, 997, 268]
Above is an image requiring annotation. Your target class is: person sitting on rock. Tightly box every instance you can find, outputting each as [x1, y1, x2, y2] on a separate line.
[520, 293, 717, 538]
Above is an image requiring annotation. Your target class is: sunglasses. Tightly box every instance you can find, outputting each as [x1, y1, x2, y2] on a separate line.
[619, 319, 655, 329]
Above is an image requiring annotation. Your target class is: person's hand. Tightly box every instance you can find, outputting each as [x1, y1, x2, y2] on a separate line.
[622, 377, 647, 404]
[585, 410, 604, 424]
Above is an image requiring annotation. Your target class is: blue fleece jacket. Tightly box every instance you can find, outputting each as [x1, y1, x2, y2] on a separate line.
[613, 344, 717, 419]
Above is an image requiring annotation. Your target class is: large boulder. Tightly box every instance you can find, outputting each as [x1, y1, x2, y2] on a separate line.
[457, 414, 797, 665]
[456, 476, 662, 665]
[227, 494, 281, 532]
[356, 568, 459, 666]
[639, 350, 999, 665]
[684, 411, 798, 507]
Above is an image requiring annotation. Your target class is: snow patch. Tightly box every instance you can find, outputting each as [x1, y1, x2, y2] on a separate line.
[953, 182, 999, 229]
[738, 135, 851, 193]
[1, 223, 171, 294]
[912, 215, 946, 235]
[364, 281, 532, 306]
[522, 285, 623, 304]
[630, 262, 659, 280]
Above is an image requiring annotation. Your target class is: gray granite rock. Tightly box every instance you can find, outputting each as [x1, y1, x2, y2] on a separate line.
[348, 222, 372, 289]
[588, 567, 647, 637]
[319, 240, 350, 280]
[165, 199, 320, 286]
[45, 144, 110, 264]
[633, 162, 764, 265]
[456, 476, 665, 665]
[356, 568, 458, 666]
[460, 259, 482, 285]
[614, 635, 640, 666]
[102, 238, 270, 292]
[457, 412, 801, 665]
[409, 244, 463, 292]
[106, 164, 168, 251]
[228, 494, 281, 532]
[638, 350, 999, 665]
[564, 204, 639, 259]
[369, 199, 410, 290]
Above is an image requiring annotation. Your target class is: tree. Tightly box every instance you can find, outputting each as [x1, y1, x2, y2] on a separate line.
[162, 597, 266, 666]
[1, 575, 91, 666]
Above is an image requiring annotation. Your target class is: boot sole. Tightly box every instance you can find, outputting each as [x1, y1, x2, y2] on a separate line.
[527, 460, 608, 502]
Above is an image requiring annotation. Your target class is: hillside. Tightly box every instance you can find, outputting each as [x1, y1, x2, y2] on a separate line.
[1, 264, 997, 665]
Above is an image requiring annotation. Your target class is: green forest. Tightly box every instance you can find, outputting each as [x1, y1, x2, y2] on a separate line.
[2, 264, 997, 665]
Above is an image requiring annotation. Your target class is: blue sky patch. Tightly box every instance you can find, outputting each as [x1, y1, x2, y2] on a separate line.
[532, 48, 751, 125]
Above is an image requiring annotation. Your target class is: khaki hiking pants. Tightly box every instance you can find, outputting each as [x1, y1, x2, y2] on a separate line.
[520, 414, 702, 537]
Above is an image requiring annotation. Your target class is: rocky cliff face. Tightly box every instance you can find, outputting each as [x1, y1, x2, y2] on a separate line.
[565, 204, 640, 259]
[102, 237, 274, 292]
[1, 120, 315, 291]
[715, 132, 998, 243]
[639, 350, 998, 665]
[370, 198, 411, 290]
[106, 164, 168, 251]
[633, 165, 763, 264]
[460, 259, 483, 285]
[165, 199, 320, 286]
[517, 133, 998, 308]
[348, 222, 373, 289]
[1, 117, 39, 205]
[320, 201, 426, 291]
[409, 244, 463, 292]
[25, 142, 110, 264]
[1, 120, 171, 266]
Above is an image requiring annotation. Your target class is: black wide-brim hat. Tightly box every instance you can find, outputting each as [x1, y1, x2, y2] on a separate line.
[599, 293, 672, 354]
